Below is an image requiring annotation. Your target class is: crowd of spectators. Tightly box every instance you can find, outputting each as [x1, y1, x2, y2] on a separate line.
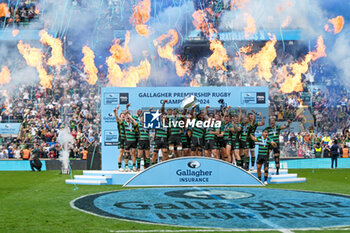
[279, 130, 350, 159]
[0, 58, 102, 160]
[187, 45, 350, 160]
[0, 0, 349, 160]
[0, 0, 39, 27]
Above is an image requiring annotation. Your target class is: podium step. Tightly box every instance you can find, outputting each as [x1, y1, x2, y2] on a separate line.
[74, 175, 112, 180]
[65, 179, 108, 185]
[83, 170, 139, 176]
[269, 173, 298, 179]
[250, 169, 288, 175]
[269, 177, 306, 184]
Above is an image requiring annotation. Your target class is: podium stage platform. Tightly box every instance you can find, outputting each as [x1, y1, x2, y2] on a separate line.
[66, 157, 306, 186]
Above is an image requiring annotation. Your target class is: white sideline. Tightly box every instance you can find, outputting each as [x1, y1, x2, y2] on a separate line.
[109, 230, 270, 232]
[109, 227, 350, 232]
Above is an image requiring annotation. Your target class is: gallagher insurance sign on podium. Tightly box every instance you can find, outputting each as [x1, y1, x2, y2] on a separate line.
[101, 86, 268, 170]
[124, 157, 263, 186]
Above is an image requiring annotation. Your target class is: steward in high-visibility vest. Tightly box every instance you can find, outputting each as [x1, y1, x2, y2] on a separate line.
[342, 147, 349, 158]
[82, 149, 88, 160]
[314, 144, 322, 158]
[22, 148, 31, 160]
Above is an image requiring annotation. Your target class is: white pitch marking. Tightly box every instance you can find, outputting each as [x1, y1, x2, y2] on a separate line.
[109, 230, 272, 232]
[109, 227, 350, 233]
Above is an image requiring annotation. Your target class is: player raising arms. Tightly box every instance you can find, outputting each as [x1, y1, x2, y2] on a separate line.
[203, 106, 220, 158]
[265, 117, 291, 175]
[166, 101, 184, 159]
[181, 109, 191, 157]
[113, 105, 126, 171]
[250, 129, 277, 184]
[122, 106, 138, 172]
[136, 108, 152, 170]
[215, 111, 225, 160]
[247, 110, 265, 171]
[239, 108, 251, 169]
[190, 107, 206, 156]
[231, 113, 242, 166]
[152, 100, 169, 164]
[222, 108, 234, 163]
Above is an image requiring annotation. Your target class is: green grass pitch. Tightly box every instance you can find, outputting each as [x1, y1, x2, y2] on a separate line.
[1, 169, 350, 233]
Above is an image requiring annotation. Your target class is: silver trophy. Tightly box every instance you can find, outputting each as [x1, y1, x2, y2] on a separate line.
[181, 95, 199, 109]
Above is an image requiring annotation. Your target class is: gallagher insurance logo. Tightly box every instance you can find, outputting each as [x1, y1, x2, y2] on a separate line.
[71, 188, 350, 230]
[103, 112, 116, 123]
[187, 161, 201, 169]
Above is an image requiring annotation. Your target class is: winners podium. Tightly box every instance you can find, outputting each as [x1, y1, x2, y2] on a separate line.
[66, 157, 264, 186]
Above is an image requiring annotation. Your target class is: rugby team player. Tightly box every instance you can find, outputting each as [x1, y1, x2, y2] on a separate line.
[113, 105, 125, 171]
[121, 106, 138, 172]
[114, 102, 287, 178]
[250, 129, 277, 184]
[265, 117, 290, 175]
[247, 110, 265, 170]
[136, 108, 152, 170]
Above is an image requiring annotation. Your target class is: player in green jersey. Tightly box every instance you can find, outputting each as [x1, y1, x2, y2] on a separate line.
[203, 106, 220, 158]
[265, 117, 290, 175]
[250, 129, 277, 184]
[231, 113, 242, 166]
[239, 115, 251, 169]
[190, 116, 206, 156]
[247, 110, 265, 170]
[136, 109, 152, 170]
[165, 100, 184, 158]
[221, 112, 234, 163]
[215, 115, 225, 159]
[181, 127, 191, 156]
[113, 105, 126, 171]
[214, 112, 224, 159]
[221, 107, 232, 162]
[181, 109, 191, 157]
[122, 109, 139, 172]
[152, 101, 169, 164]
[190, 107, 206, 156]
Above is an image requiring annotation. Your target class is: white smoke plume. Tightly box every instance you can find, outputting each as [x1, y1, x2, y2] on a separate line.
[219, 0, 325, 39]
[57, 127, 74, 173]
[0, 0, 345, 88]
[329, 30, 350, 88]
